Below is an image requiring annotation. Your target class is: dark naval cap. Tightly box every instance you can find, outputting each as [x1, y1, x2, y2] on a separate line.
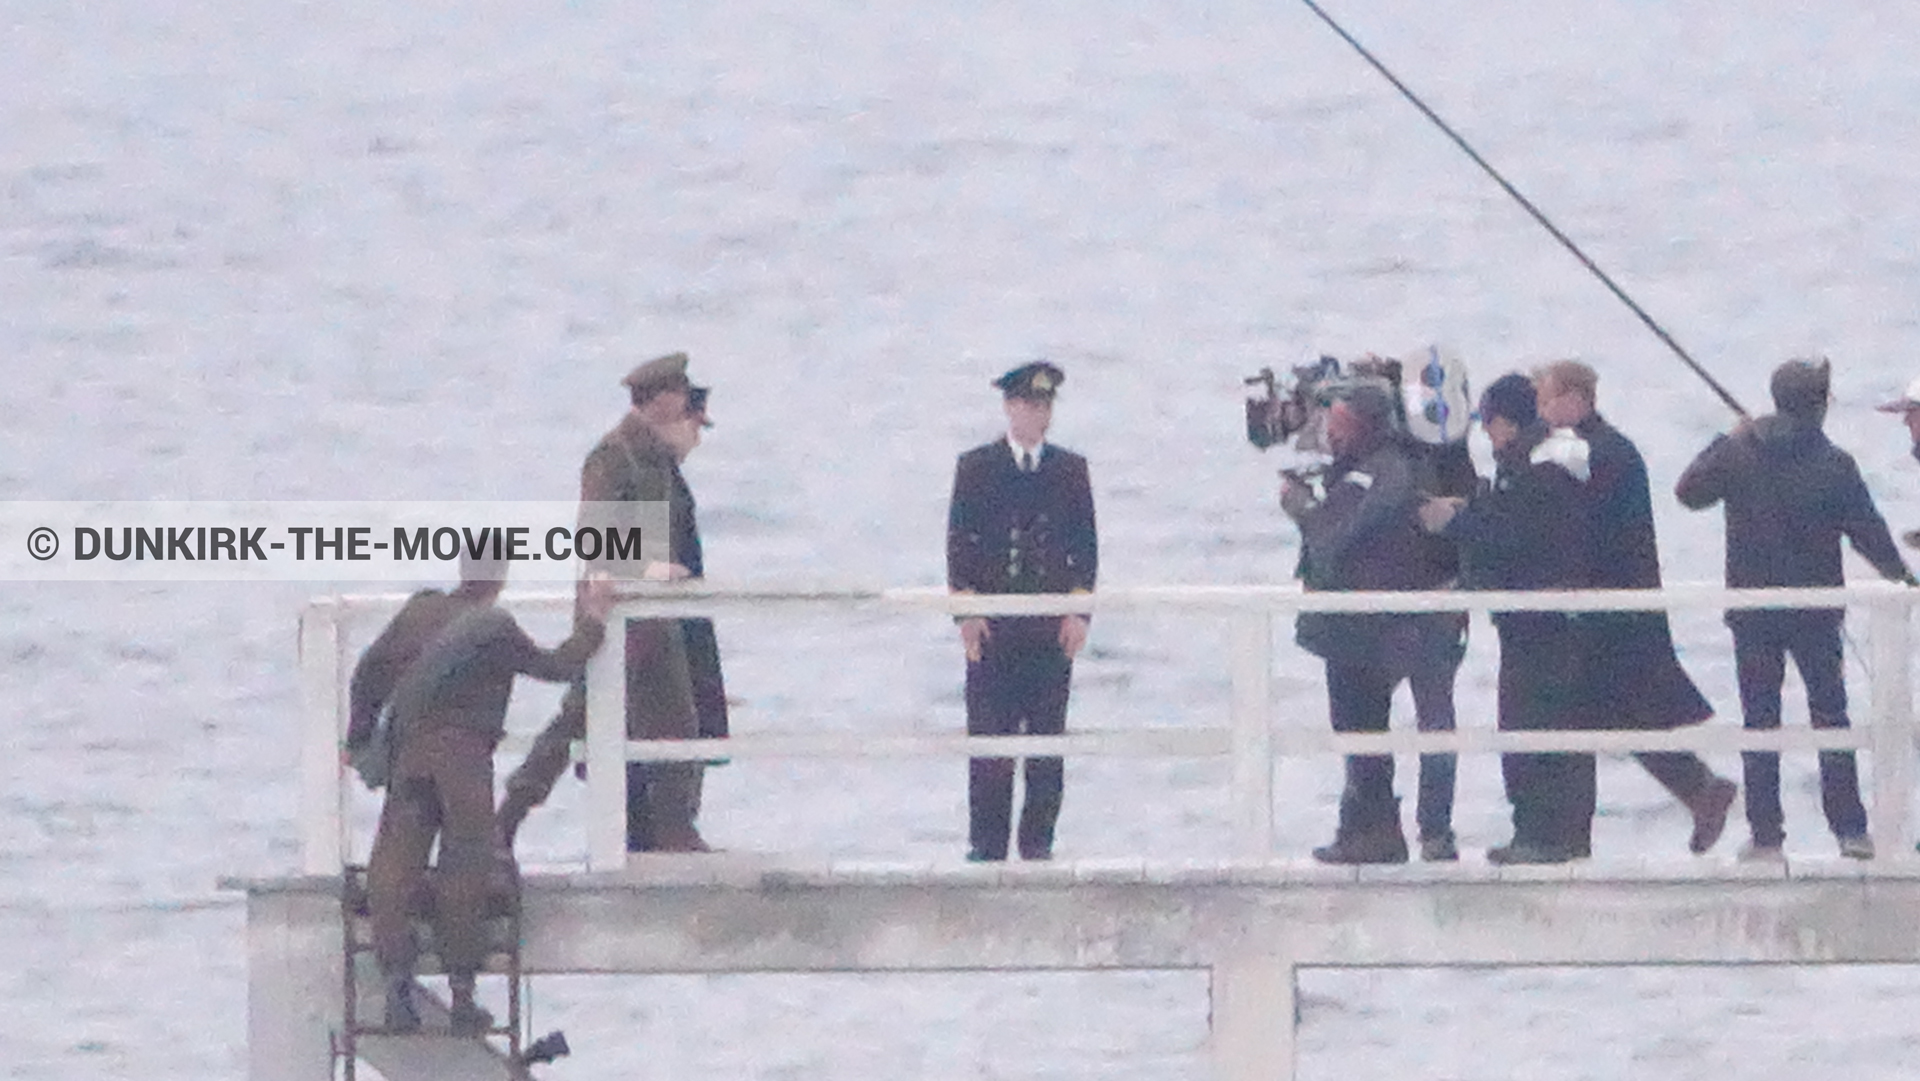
[993, 361, 1065, 401]
[1477, 372, 1539, 427]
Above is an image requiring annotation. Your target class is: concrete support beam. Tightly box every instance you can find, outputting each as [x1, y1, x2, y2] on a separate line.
[245, 889, 341, 1081]
[235, 864, 1920, 1081]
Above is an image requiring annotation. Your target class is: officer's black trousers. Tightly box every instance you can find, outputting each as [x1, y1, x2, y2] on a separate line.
[965, 618, 1072, 860]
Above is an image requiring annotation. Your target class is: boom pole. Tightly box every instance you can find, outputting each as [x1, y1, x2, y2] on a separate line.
[1296, 0, 1750, 418]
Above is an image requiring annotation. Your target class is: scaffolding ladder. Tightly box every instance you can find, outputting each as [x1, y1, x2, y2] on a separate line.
[333, 862, 543, 1080]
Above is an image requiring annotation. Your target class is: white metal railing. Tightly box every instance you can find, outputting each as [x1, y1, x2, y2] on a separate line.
[297, 581, 1916, 874]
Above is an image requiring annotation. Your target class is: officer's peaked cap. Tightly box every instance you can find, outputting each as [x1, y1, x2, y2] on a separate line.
[622, 352, 694, 399]
[994, 361, 1065, 400]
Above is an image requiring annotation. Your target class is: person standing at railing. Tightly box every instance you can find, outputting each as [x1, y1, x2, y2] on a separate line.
[1532, 360, 1738, 856]
[354, 556, 613, 1035]
[1421, 373, 1597, 864]
[947, 361, 1097, 862]
[1282, 383, 1467, 864]
[1874, 374, 1920, 549]
[498, 352, 726, 855]
[1676, 357, 1915, 861]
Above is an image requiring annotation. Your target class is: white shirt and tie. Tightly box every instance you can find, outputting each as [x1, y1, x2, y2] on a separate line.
[1008, 435, 1045, 474]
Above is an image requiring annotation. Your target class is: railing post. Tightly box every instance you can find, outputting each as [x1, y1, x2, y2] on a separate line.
[1868, 593, 1914, 857]
[297, 601, 345, 875]
[1229, 608, 1275, 858]
[584, 612, 628, 871]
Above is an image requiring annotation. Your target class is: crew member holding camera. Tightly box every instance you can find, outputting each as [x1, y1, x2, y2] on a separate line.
[1283, 384, 1465, 863]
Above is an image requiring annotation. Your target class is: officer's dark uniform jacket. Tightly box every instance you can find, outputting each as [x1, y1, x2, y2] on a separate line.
[1675, 412, 1910, 627]
[1293, 433, 1457, 672]
[1576, 413, 1713, 729]
[947, 440, 1098, 602]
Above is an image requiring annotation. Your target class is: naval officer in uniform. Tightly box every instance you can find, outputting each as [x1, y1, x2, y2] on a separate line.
[946, 361, 1098, 861]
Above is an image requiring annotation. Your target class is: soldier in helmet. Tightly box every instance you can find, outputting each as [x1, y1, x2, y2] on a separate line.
[1677, 357, 1915, 860]
[946, 361, 1098, 861]
[498, 351, 728, 855]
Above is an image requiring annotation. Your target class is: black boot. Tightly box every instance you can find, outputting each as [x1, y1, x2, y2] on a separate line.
[1312, 793, 1408, 865]
[447, 973, 493, 1038]
[382, 971, 421, 1034]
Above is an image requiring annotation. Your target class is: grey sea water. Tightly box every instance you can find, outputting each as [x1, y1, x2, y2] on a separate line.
[6, 0, 1920, 1076]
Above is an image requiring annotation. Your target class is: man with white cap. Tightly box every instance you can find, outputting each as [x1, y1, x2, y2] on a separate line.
[1877, 375, 1920, 450]
[1878, 376, 1920, 548]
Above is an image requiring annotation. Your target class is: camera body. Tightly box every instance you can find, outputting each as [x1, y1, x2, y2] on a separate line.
[1244, 347, 1474, 465]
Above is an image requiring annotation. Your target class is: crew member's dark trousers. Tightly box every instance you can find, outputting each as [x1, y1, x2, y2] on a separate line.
[1407, 655, 1459, 841]
[1732, 615, 1866, 845]
[1324, 659, 1456, 840]
[966, 618, 1071, 860]
[1496, 622, 1595, 849]
[368, 727, 497, 981]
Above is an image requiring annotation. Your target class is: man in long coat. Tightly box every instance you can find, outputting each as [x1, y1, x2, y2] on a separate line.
[1425, 374, 1595, 863]
[498, 352, 726, 854]
[1533, 360, 1737, 854]
[947, 361, 1098, 861]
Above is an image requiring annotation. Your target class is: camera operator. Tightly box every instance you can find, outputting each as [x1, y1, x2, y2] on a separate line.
[1283, 383, 1466, 863]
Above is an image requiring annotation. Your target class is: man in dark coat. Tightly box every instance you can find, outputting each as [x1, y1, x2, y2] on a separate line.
[498, 352, 726, 854]
[1676, 357, 1914, 860]
[1533, 360, 1737, 855]
[1284, 384, 1466, 863]
[947, 361, 1098, 861]
[350, 557, 611, 1034]
[1424, 374, 1596, 863]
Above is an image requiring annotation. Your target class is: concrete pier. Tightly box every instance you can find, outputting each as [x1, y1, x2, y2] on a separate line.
[241, 581, 1920, 1078]
[232, 856, 1920, 1080]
